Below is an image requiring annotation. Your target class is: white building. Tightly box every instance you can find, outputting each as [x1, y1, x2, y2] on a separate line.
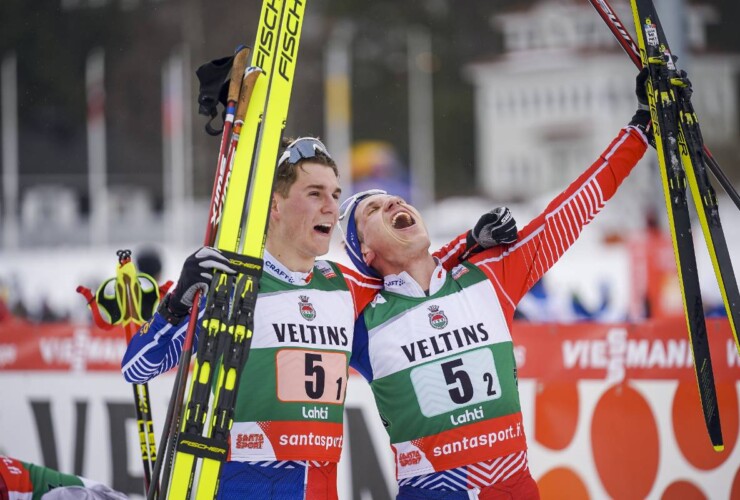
[465, 0, 740, 220]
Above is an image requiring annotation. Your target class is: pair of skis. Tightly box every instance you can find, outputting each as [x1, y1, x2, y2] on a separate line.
[77, 250, 172, 495]
[588, 0, 740, 451]
[149, 0, 308, 498]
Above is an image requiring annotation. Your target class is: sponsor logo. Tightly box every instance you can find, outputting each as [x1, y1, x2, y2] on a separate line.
[179, 440, 227, 455]
[427, 305, 448, 330]
[299, 295, 316, 321]
[139, 320, 152, 335]
[450, 405, 485, 426]
[236, 433, 264, 450]
[401, 323, 490, 362]
[398, 450, 422, 467]
[302, 405, 329, 420]
[451, 265, 469, 280]
[278, 433, 343, 450]
[431, 422, 523, 457]
[385, 278, 405, 288]
[272, 323, 348, 346]
[254, 0, 280, 70]
[278, 0, 304, 82]
[317, 262, 336, 279]
[265, 259, 295, 284]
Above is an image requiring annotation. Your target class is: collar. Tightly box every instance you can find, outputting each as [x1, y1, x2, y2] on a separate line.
[382, 258, 447, 298]
[263, 250, 314, 286]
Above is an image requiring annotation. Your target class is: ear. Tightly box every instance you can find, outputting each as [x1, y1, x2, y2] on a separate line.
[270, 194, 281, 221]
[361, 243, 375, 267]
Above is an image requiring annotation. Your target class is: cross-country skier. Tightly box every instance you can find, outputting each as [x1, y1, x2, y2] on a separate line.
[341, 73, 652, 499]
[121, 137, 517, 499]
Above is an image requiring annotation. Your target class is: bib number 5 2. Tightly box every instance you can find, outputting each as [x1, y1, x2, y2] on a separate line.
[410, 348, 502, 417]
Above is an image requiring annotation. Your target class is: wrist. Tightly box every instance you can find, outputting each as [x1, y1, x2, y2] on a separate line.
[158, 293, 189, 325]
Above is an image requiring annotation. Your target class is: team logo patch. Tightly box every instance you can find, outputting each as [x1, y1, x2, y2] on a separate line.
[451, 265, 469, 280]
[316, 261, 337, 279]
[299, 295, 316, 321]
[428, 305, 448, 329]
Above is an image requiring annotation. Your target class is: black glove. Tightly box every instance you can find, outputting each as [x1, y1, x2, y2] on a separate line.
[160, 247, 236, 323]
[629, 68, 654, 145]
[462, 207, 517, 260]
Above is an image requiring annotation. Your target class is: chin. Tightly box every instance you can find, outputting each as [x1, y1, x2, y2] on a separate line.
[308, 242, 331, 258]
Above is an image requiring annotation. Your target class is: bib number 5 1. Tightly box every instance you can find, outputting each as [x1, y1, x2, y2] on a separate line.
[276, 349, 348, 404]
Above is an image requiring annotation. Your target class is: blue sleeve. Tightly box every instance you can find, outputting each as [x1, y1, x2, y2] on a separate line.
[121, 299, 204, 384]
[349, 313, 374, 383]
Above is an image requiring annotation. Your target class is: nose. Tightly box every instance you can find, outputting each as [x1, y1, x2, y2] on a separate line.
[323, 194, 339, 215]
[384, 196, 404, 212]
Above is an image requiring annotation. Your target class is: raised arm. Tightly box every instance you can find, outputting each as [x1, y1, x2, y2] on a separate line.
[469, 125, 648, 314]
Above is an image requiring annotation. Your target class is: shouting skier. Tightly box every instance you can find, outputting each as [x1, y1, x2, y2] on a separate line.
[341, 74, 652, 499]
[121, 137, 517, 499]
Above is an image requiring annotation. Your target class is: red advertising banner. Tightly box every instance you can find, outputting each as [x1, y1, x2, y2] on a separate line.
[1, 316, 739, 498]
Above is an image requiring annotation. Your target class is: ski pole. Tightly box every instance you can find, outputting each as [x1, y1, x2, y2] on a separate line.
[77, 251, 167, 495]
[115, 249, 160, 494]
[149, 44, 251, 500]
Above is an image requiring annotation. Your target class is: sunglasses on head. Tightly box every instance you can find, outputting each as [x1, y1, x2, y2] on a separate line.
[277, 137, 334, 168]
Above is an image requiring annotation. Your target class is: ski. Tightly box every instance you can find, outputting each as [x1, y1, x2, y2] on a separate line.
[587, 0, 740, 358]
[587, 0, 740, 213]
[674, 79, 740, 359]
[629, 0, 723, 450]
[165, 0, 308, 498]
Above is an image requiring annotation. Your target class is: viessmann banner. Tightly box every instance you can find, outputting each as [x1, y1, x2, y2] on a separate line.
[0, 317, 739, 499]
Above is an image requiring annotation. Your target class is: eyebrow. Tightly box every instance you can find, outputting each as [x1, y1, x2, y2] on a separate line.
[362, 199, 381, 216]
[305, 183, 341, 194]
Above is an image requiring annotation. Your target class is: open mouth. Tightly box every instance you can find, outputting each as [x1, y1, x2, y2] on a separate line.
[314, 223, 332, 235]
[391, 211, 416, 230]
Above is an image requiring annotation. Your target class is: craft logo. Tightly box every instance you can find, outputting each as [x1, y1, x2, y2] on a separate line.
[236, 433, 264, 450]
[399, 450, 422, 467]
[428, 305, 448, 330]
[299, 295, 316, 321]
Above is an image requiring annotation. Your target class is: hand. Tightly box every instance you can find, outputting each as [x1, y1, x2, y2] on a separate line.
[169, 247, 236, 313]
[629, 68, 653, 145]
[635, 67, 649, 110]
[460, 207, 517, 260]
[470, 207, 517, 249]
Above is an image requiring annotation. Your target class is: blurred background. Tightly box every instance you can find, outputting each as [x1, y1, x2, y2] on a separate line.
[1, 0, 739, 322]
[1, 0, 740, 498]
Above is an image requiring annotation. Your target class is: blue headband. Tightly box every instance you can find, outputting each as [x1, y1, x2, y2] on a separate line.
[339, 189, 387, 278]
